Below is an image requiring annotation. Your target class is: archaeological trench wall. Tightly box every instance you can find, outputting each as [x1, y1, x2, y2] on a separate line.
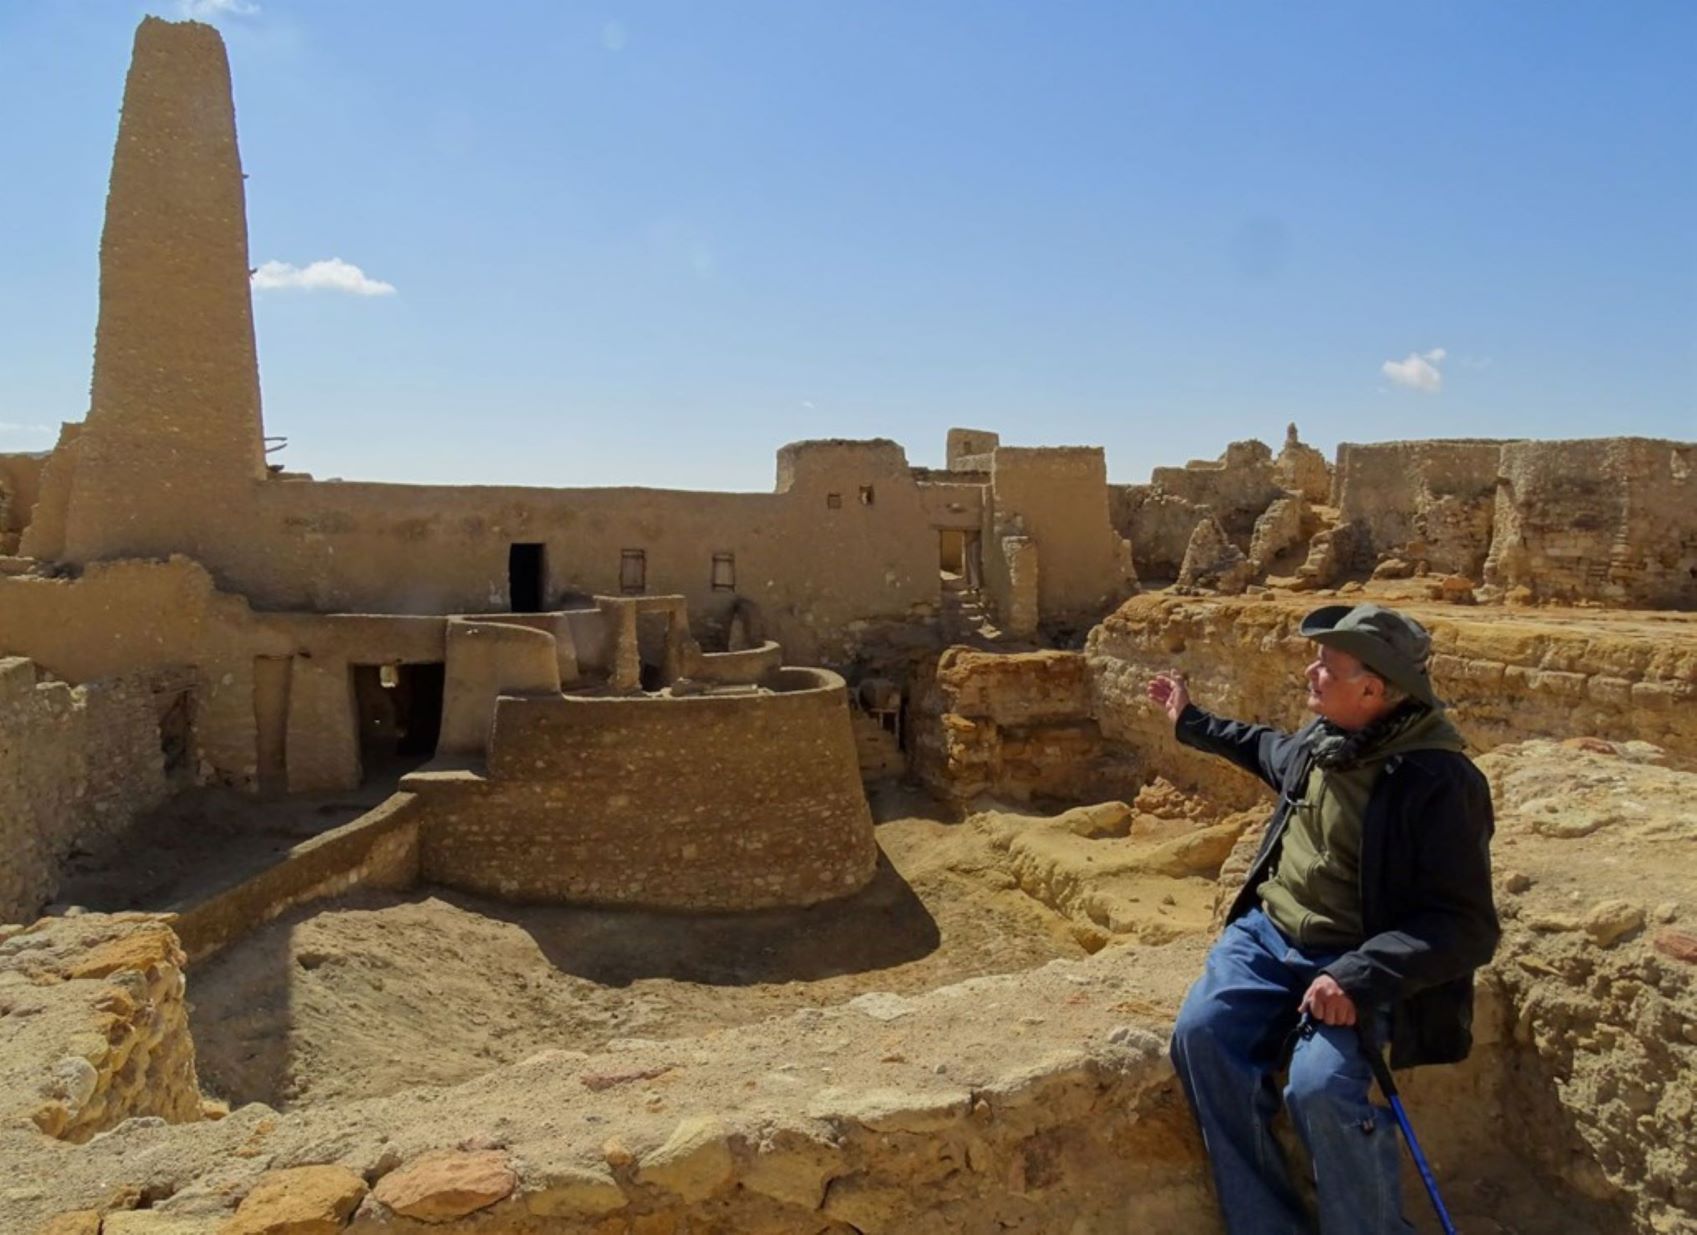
[0, 659, 170, 923]
[412, 668, 877, 909]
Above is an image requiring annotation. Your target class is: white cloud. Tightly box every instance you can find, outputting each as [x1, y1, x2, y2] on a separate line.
[1381, 347, 1446, 394]
[252, 258, 396, 296]
[0, 422, 54, 435]
[179, 0, 260, 19]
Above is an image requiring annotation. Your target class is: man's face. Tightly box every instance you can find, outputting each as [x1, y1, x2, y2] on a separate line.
[1304, 644, 1383, 730]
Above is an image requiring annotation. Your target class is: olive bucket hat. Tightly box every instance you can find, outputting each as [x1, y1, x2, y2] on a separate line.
[1299, 602, 1443, 709]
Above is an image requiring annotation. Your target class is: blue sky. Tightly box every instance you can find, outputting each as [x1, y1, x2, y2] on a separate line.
[1, 1, 1692, 490]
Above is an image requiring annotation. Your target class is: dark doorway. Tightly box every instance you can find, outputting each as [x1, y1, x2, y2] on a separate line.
[509, 543, 546, 612]
[351, 662, 445, 777]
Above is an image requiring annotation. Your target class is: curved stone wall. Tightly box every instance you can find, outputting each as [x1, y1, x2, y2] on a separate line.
[414, 668, 876, 909]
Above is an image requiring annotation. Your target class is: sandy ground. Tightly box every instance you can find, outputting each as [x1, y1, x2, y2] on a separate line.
[187, 784, 1125, 1109]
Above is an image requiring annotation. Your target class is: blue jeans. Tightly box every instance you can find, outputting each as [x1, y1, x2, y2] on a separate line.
[1170, 908, 1413, 1235]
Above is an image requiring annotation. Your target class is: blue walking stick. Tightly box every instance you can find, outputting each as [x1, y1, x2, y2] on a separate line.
[1358, 1023, 1461, 1235]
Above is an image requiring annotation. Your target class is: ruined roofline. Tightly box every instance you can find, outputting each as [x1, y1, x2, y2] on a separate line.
[1339, 434, 1690, 449]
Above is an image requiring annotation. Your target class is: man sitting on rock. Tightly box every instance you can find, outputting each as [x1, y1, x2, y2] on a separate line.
[1147, 603, 1498, 1235]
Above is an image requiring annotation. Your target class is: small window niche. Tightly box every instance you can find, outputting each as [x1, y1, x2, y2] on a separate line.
[620, 549, 647, 594]
[711, 552, 736, 592]
[826, 492, 842, 509]
[858, 485, 875, 506]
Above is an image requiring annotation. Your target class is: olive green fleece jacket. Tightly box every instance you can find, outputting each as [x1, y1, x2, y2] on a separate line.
[1259, 706, 1467, 949]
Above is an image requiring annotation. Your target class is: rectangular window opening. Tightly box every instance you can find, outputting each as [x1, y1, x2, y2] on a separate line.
[711, 552, 736, 592]
[858, 485, 875, 506]
[620, 549, 647, 594]
[826, 492, 842, 509]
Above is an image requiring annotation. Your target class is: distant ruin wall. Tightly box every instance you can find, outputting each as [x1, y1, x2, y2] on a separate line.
[986, 447, 1134, 628]
[1110, 486, 1206, 581]
[1334, 439, 1504, 576]
[416, 671, 877, 909]
[0, 450, 47, 543]
[1484, 438, 1697, 609]
[0, 659, 168, 923]
[1148, 439, 1284, 540]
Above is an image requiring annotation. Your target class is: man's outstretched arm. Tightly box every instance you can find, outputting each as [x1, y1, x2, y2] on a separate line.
[1149, 671, 1305, 792]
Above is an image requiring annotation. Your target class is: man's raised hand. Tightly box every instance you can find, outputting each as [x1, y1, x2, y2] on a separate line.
[1146, 670, 1191, 724]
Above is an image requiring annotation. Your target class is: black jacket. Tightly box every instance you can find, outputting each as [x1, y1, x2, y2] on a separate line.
[1176, 704, 1500, 1069]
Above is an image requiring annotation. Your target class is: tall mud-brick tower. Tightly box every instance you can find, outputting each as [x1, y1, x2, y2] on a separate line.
[62, 17, 265, 566]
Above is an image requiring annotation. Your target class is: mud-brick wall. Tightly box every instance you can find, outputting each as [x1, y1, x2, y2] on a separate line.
[416, 673, 877, 909]
[0, 659, 168, 923]
[910, 648, 1138, 805]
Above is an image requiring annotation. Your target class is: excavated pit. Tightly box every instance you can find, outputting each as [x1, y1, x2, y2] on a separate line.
[184, 786, 1100, 1111]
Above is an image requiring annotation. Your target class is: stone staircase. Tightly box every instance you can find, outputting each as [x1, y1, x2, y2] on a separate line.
[940, 573, 1001, 646]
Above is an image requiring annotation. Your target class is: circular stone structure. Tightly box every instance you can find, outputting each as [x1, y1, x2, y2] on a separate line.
[409, 667, 878, 910]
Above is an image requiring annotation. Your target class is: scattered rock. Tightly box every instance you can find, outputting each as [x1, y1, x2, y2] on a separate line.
[1581, 900, 1644, 948]
[636, 1115, 735, 1202]
[224, 1164, 367, 1235]
[847, 992, 916, 1022]
[1056, 801, 1135, 838]
[1652, 929, 1697, 965]
[371, 1149, 515, 1221]
[524, 1163, 627, 1218]
[1500, 870, 1533, 894]
[36, 1213, 101, 1235]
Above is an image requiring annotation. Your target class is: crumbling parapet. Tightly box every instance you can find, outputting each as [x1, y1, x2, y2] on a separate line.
[946, 426, 1001, 471]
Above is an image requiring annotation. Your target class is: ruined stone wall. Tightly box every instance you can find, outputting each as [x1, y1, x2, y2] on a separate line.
[0, 449, 48, 544]
[1334, 439, 1505, 576]
[1148, 439, 1284, 539]
[1484, 437, 1697, 608]
[984, 447, 1135, 630]
[1110, 485, 1207, 581]
[414, 669, 877, 909]
[16, 424, 80, 560]
[910, 649, 1136, 805]
[0, 659, 169, 923]
[1, 934, 1210, 1235]
[0, 915, 201, 1144]
[1086, 594, 1697, 808]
